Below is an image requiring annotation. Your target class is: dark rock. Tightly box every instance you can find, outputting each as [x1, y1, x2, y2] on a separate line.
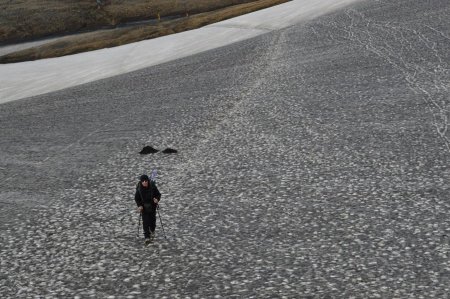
[139, 146, 159, 154]
[162, 148, 178, 154]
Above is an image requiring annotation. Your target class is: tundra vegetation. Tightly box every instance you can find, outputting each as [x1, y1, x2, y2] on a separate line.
[0, 0, 289, 63]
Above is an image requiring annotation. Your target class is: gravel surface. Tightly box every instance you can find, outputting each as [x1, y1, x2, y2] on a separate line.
[0, 0, 449, 297]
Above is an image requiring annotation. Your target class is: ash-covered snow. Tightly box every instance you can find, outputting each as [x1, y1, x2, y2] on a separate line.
[1, 0, 450, 297]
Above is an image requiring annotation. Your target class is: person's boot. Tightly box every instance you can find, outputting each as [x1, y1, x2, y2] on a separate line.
[144, 238, 151, 245]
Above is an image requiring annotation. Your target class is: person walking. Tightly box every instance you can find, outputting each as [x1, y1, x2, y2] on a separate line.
[135, 174, 161, 245]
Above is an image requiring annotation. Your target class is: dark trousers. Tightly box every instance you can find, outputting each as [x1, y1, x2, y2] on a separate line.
[142, 211, 156, 238]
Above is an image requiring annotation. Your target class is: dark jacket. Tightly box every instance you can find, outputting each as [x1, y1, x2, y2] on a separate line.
[135, 181, 161, 214]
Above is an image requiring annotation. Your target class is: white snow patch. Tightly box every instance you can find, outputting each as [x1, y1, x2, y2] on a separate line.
[0, 0, 361, 104]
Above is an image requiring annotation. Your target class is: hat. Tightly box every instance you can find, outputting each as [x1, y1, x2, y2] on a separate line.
[140, 174, 150, 182]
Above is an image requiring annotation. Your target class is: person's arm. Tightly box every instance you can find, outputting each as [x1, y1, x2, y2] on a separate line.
[135, 188, 144, 212]
[152, 184, 161, 204]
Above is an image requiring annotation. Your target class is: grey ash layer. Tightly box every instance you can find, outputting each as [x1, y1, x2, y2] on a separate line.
[1, 0, 449, 297]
